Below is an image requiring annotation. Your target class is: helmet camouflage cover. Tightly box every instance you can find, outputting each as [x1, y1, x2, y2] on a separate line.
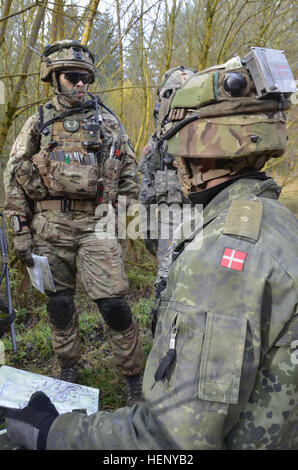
[158, 49, 296, 193]
[155, 66, 196, 135]
[162, 55, 293, 161]
[41, 40, 96, 83]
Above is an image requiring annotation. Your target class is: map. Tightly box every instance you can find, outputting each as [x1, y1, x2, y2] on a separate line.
[0, 365, 99, 414]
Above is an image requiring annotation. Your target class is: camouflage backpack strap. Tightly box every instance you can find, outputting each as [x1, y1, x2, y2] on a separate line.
[223, 200, 263, 242]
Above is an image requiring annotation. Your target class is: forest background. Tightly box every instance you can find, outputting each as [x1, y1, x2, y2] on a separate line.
[0, 0, 297, 410]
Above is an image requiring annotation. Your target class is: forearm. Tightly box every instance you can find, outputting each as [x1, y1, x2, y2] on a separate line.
[118, 154, 140, 203]
[3, 163, 32, 220]
[46, 403, 171, 450]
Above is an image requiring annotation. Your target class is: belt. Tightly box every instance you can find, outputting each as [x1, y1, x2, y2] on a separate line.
[34, 199, 95, 214]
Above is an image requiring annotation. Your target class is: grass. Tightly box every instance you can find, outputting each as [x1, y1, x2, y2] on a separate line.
[0, 258, 156, 412]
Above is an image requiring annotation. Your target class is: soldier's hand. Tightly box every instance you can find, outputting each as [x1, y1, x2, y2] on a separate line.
[5, 391, 59, 450]
[154, 277, 167, 300]
[13, 232, 34, 267]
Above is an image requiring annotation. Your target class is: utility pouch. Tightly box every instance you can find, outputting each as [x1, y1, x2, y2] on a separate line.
[33, 150, 98, 199]
[32, 150, 51, 189]
[47, 161, 98, 199]
[155, 170, 182, 205]
[15, 159, 48, 200]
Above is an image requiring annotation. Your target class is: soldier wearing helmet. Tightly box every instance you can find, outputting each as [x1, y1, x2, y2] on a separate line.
[4, 40, 144, 404]
[139, 66, 196, 303]
[4, 48, 298, 451]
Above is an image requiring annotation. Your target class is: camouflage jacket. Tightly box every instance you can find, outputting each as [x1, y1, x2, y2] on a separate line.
[46, 176, 298, 450]
[4, 96, 139, 220]
[139, 135, 182, 207]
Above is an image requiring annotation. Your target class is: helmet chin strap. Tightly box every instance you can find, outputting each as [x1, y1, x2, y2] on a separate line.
[176, 157, 231, 196]
[176, 154, 271, 196]
[191, 168, 232, 187]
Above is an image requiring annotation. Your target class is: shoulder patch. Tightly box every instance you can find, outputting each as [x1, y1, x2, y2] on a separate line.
[223, 200, 263, 242]
[142, 145, 150, 155]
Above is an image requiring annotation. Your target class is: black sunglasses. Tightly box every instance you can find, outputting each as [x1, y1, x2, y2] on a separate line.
[62, 71, 92, 85]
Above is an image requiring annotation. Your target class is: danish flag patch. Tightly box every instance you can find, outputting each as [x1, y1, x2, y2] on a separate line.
[220, 248, 247, 272]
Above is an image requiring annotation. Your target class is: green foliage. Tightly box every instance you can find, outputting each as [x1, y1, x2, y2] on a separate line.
[132, 296, 154, 328]
[127, 267, 155, 294]
[2, 258, 155, 411]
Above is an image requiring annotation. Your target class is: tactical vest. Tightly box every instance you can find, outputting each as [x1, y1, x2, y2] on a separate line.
[16, 99, 123, 204]
[31, 101, 101, 200]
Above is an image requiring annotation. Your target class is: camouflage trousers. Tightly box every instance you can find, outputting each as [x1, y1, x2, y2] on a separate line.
[31, 210, 144, 375]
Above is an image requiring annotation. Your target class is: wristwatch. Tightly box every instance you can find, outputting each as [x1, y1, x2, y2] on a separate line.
[10, 215, 29, 233]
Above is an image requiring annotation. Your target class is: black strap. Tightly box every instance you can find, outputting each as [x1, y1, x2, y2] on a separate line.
[172, 216, 216, 263]
[39, 105, 44, 128]
[160, 112, 199, 141]
[38, 100, 94, 136]
[94, 95, 123, 155]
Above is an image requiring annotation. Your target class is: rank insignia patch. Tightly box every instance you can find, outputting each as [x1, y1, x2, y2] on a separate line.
[220, 248, 247, 271]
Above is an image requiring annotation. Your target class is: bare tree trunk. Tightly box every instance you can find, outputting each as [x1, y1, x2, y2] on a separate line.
[44, 0, 64, 98]
[81, 0, 100, 45]
[164, 0, 181, 70]
[0, 1, 47, 207]
[0, 0, 12, 49]
[198, 0, 219, 70]
[115, 0, 123, 120]
[49, 0, 64, 42]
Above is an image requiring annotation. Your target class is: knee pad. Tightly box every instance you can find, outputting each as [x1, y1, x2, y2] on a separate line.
[47, 290, 75, 330]
[95, 297, 132, 332]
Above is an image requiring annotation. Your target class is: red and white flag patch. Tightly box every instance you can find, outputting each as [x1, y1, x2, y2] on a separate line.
[220, 248, 247, 272]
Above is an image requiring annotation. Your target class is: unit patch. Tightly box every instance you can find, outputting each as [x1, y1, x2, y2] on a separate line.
[63, 119, 80, 133]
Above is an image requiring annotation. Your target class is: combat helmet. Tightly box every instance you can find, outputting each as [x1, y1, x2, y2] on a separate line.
[159, 48, 296, 195]
[155, 66, 196, 136]
[41, 40, 96, 84]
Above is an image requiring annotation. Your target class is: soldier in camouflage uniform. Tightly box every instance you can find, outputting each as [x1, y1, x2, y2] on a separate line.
[139, 67, 195, 298]
[3, 40, 144, 403]
[3, 48, 298, 450]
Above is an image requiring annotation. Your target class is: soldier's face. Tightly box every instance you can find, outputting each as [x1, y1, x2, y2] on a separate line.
[58, 68, 90, 106]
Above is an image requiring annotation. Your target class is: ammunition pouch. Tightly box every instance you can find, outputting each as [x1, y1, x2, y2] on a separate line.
[155, 170, 183, 205]
[33, 150, 99, 200]
[15, 159, 48, 200]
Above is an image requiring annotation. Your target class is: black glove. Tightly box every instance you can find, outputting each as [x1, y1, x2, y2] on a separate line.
[0, 300, 16, 339]
[5, 391, 59, 450]
[154, 277, 167, 300]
